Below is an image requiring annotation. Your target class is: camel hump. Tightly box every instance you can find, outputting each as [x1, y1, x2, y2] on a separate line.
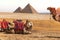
[55, 14, 60, 21]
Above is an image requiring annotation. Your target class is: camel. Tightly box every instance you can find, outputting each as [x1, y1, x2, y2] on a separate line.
[24, 20, 33, 34]
[47, 7, 60, 22]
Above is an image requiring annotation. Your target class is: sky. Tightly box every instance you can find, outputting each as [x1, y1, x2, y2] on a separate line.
[0, 0, 60, 13]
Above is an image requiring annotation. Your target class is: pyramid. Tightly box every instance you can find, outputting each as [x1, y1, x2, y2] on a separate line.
[14, 7, 22, 13]
[21, 4, 38, 13]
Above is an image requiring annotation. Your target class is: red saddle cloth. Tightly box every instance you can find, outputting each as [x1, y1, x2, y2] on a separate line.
[14, 20, 24, 31]
[18, 22, 24, 30]
[1, 21, 9, 29]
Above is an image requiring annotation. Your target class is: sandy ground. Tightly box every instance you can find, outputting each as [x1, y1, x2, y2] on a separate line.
[0, 20, 60, 40]
[0, 31, 60, 40]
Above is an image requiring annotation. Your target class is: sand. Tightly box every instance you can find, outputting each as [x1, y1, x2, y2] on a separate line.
[0, 12, 60, 40]
[0, 31, 60, 40]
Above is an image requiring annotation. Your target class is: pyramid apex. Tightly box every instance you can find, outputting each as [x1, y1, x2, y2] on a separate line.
[18, 7, 21, 9]
[21, 3, 38, 13]
[27, 4, 30, 5]
[26, 4, 31, 7]
[14, 7, 22, 13]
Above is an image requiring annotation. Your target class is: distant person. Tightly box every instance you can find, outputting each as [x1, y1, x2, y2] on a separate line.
[1, 19, 10, 31]
[24, 20, 33, 33]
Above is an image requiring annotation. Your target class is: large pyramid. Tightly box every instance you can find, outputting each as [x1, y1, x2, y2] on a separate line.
[14, 7, 22, 13]
[21, 4, 38, 13]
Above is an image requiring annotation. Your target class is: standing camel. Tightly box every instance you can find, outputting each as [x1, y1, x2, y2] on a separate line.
[47, 7, 60, 22]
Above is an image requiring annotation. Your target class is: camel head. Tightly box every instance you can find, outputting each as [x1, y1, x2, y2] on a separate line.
[47, 7, 57, 21]
[47, 7, 52, 14]
[47, 7, 56, 15]
[47, 7, 52, 10]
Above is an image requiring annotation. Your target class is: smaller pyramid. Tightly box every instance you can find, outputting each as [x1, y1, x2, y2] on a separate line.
[14, 7, 22, 13]
[21, 4, 38, 13]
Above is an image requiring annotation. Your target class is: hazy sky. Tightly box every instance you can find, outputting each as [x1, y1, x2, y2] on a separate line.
[0, 0, 60, 13]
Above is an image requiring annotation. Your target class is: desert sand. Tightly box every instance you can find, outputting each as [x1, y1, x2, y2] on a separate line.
[0, 12, 60, 40]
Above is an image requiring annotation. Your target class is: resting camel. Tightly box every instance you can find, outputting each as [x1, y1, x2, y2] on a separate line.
[47, 7, 60, 22]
